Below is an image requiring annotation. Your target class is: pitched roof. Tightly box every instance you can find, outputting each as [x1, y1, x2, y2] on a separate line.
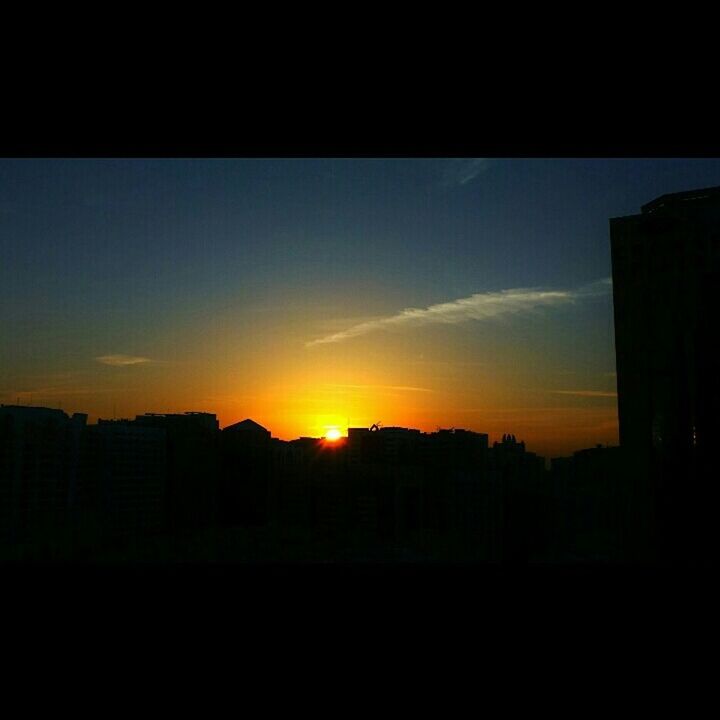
[223, 418, 269, 434]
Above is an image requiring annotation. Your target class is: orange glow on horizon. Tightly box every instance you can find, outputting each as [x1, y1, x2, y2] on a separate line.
[6, 332, 619, 460]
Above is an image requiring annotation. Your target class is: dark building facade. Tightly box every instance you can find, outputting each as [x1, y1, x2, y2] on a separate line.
[610, 186, 720, 564]
[347, 426, 500, 561]
[85, 419, 166, 540]
[490, 434, 545, 565]
[0, 406, 549, 562]
[220, 419, 272, 526]
[134, 412, 220, 534]
[548, 445, 629, 563]
[0, 405, 87, 548]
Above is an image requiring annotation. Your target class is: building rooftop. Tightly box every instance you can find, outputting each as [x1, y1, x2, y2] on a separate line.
[641, 185, 720, 214]
[223, 418, 270, 434]
[0, 405, 69, 419]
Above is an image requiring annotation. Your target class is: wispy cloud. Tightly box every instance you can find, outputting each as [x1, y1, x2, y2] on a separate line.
[453, 406, 615, 415]
[307, 278, 611, 348]
[552, 390, 617, 398]
[96, 354, 152, 366]
[1, 386, 120, 401]
[322, 383, 433, 394]
[440, 158, 492, 187]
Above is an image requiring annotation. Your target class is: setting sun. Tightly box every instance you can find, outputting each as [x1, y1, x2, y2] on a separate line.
[325, 427, 342, 441]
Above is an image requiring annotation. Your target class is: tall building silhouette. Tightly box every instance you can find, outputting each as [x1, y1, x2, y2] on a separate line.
[133, 412, 219, 535]
[610, 186, 720, 564]
[86, 419, 166, 540]
[0, 405, 87, 545]
[220, 418, 271, 526]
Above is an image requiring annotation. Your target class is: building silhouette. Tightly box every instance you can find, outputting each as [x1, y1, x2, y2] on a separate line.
[548, 445, 628, 563]
[221, 418, 272, 526]
[0, 405, 86, 551]
[491, 434, 545, 565]
[0, 403, 551, 562]
[85, 419, 166, 541]
[610, 186, 720, 564]
[134, 412, 219, 535]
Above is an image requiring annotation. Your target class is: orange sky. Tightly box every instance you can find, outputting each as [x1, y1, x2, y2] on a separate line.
[3, 311, 619, 459]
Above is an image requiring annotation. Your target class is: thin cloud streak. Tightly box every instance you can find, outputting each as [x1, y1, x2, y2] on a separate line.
[307, 278, 611, 347]
[322, 383, 433, 394]
[440, 158, 492, 187]
[453, 406, 618, 415]
[96, 354, 152, 366]
[552, 390, 618, 398]
[1, 387, 122, 400]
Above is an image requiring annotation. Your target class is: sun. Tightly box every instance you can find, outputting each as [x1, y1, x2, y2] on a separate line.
[325, 427, 342, 441]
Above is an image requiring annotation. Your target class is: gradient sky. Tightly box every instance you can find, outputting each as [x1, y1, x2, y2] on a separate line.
[2, 158, 720, 457]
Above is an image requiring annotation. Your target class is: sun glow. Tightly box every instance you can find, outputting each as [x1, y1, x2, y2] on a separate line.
[325, 427, 342, 441]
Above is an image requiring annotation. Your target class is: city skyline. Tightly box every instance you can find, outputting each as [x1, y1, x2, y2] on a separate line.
[3, 159, 720, 457]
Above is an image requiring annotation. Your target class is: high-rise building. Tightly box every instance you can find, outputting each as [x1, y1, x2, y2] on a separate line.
[610, 186, 720, 563]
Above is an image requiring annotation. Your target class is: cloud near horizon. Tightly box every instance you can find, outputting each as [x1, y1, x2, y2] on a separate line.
[96, 354, 153, 366]
[322, 383, 433, 394]
[552, 390, 618, 398]
[306, 278, 612, 347]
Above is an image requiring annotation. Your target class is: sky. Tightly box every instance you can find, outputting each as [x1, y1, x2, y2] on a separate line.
[2, 157, 720, 458]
